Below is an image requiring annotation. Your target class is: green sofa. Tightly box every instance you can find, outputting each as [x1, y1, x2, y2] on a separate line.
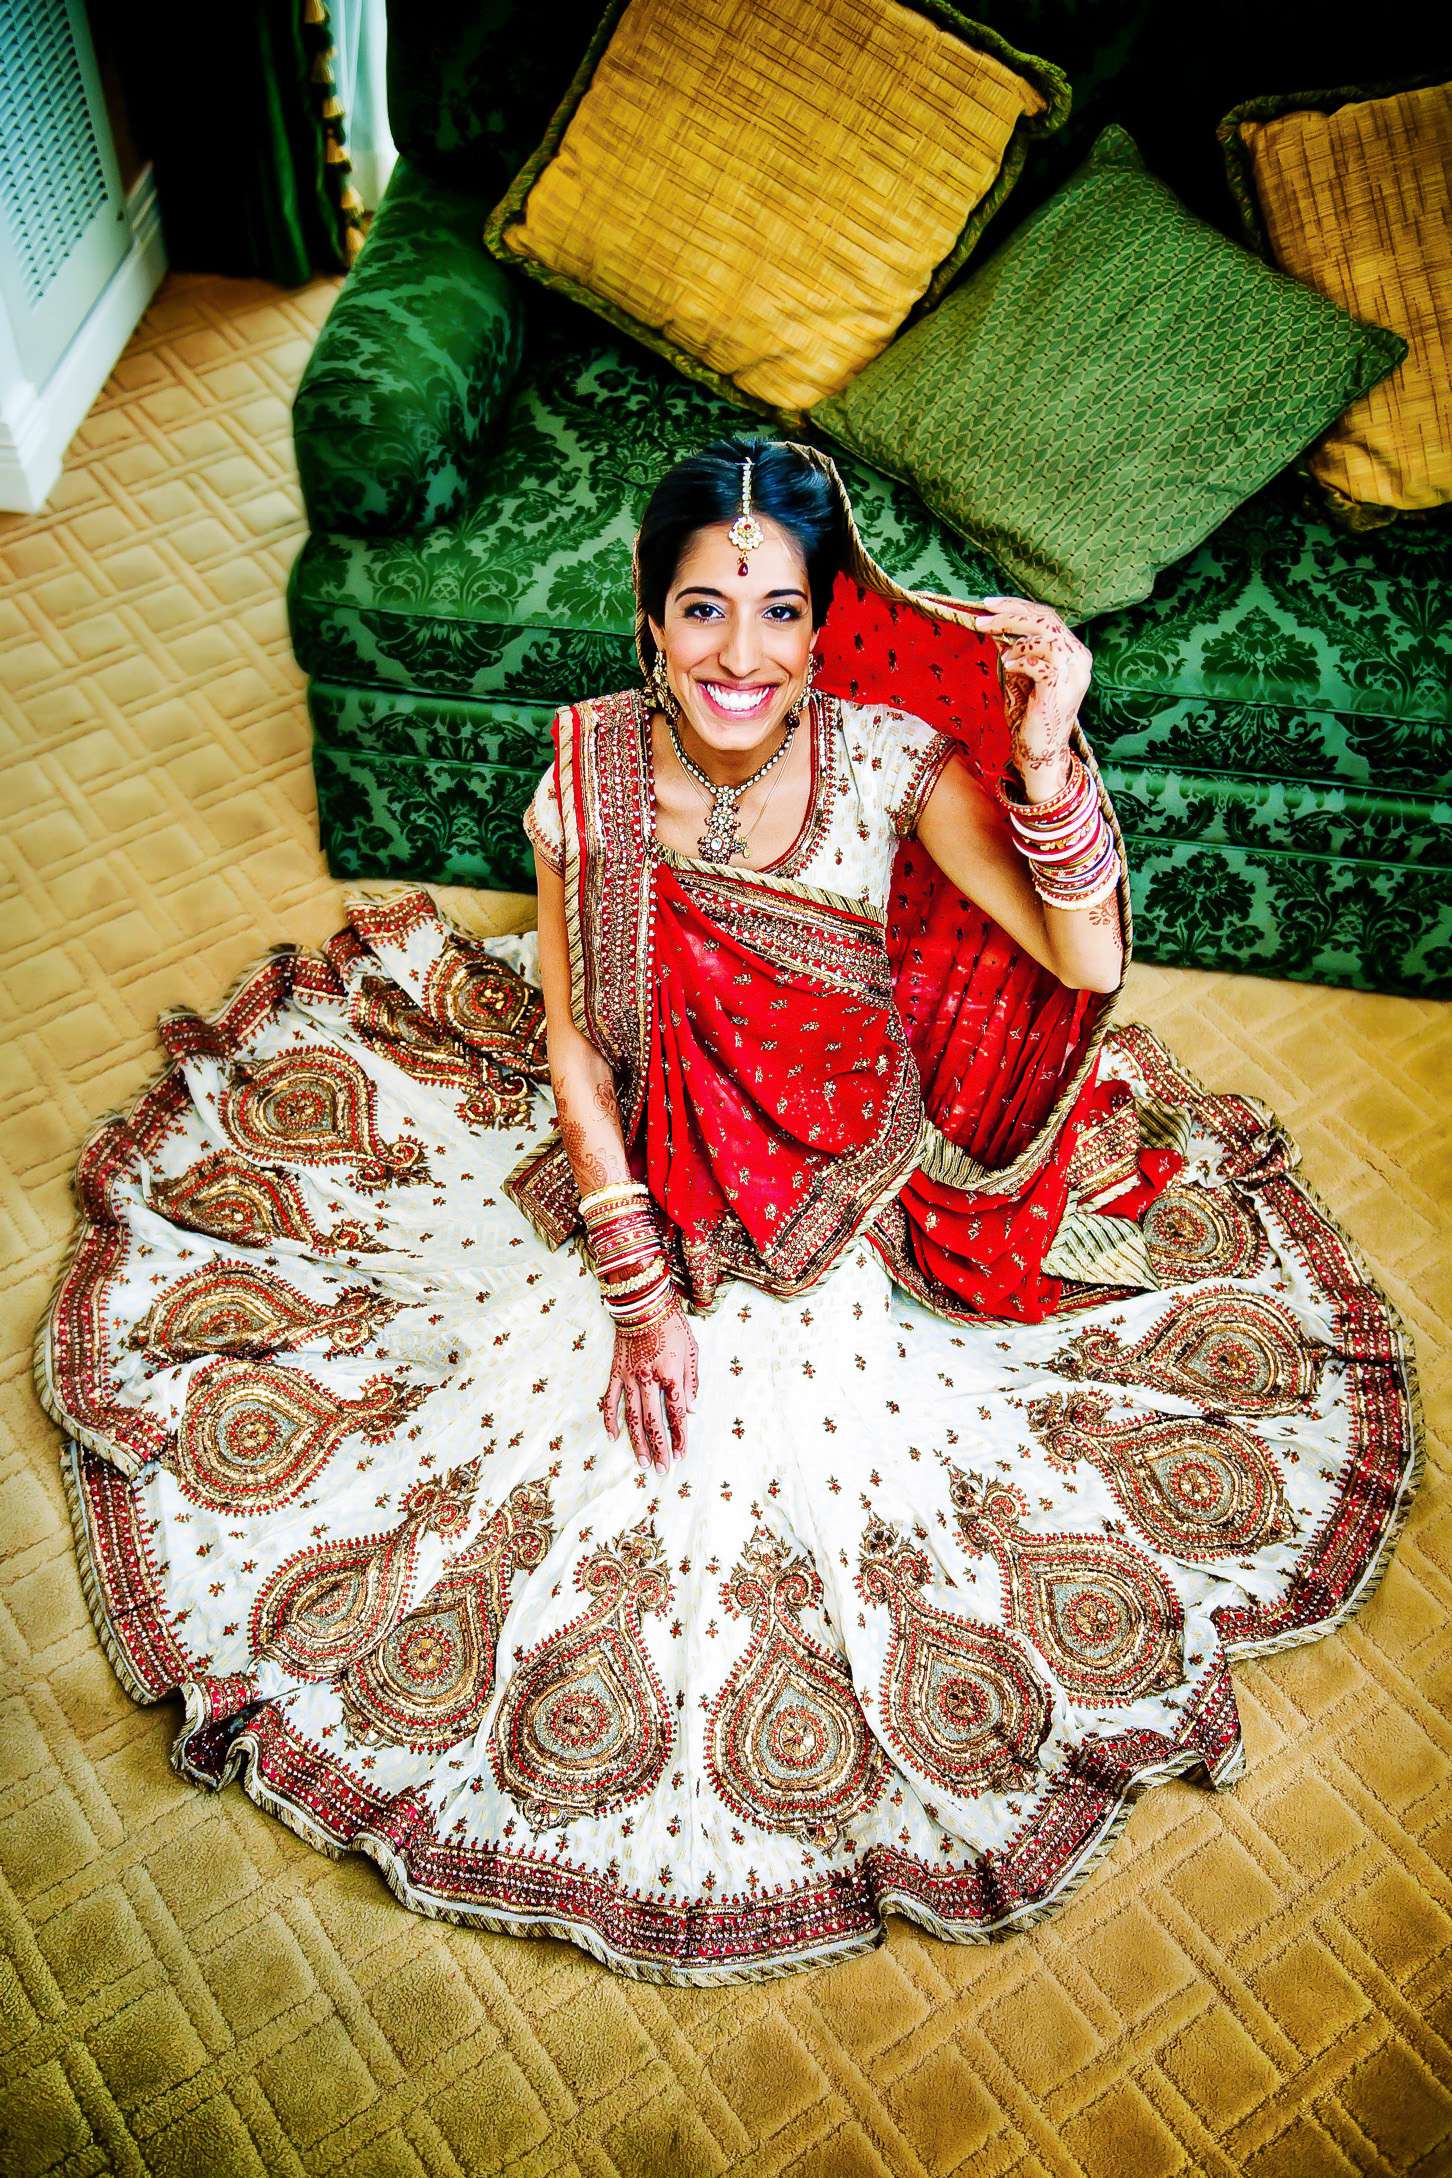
[285, 1, 1452, 994]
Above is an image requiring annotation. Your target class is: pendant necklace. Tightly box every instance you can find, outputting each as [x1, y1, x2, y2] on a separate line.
[668, 703, 802, 862]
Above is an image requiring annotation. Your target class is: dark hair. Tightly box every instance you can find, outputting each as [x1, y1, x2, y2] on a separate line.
[634, 433, 850, 668]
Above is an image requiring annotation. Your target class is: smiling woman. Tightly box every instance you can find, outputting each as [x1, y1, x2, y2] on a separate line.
[39, 432, 1422, 1987]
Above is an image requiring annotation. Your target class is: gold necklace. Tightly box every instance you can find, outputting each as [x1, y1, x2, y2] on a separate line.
[667, 702, 805, 861]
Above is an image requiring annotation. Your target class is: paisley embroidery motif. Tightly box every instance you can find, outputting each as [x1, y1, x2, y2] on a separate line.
[488, 1521, 674, 1832]
[349, 973, 534, 1132]
[1142, 1182, 1271, 1282]
[1049, 1289, 1325, 1415]
[131, 1263, 400, 1361]
[339, 1475, 555, 1753]
[1026, 1388, 1295, 1561]
[249, 1463, 478, 1679]
[948, 1473, 1184, 1706]
[340, 886, 549, 1075]
[220, 1050, 431, 1188]
[856, 1514, 1053, 1798]
[148, 1146, 386, 1254]
[170, 1361, 431, 1514]
[708, 1525, 886, 1850]
[421, 940, 549, 1073]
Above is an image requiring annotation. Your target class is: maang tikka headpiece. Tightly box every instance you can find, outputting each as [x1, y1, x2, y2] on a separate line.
[727, 456, 764, 576]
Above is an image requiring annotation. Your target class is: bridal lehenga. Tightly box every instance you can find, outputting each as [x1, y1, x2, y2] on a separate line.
[35, 526, 1422, 1984]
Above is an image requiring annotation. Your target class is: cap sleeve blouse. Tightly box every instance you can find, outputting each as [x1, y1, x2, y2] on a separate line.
[523, 751, 565, 876]
[846, 700, 961, 840]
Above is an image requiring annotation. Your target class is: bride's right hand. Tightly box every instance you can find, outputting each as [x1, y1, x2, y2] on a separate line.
[600, 1306, 699, 1473]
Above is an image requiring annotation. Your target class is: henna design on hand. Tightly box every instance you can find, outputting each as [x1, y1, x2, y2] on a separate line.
[555, 1070, 628, 1194]
[556, 1092, 608, 1191]
[613, 1307, 680, 1375]
[1011, 733, 1074, 787]
[606, 1303, 696, 1472]
[988, 601, 1093, 793]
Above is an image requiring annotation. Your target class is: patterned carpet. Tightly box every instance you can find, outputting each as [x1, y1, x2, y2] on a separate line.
[3, 269, 1449, 2178]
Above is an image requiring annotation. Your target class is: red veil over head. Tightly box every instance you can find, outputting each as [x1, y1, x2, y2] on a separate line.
[622, 441, 1177, 1323]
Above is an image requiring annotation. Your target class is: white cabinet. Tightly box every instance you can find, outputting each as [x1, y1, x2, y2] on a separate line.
[0, 0, 166, 511]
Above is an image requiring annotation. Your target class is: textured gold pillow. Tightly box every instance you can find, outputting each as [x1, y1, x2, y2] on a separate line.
[1219, 78, 1451, 529]
[482, 0, 1069, 426]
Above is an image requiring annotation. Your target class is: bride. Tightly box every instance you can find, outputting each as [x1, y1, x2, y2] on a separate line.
[36, 433, 1422, 1984]
[530, 437, 1127, 1476]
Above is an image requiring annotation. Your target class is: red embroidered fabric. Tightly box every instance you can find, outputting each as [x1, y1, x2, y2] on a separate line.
[821, 571, 1179, 1320]
[639, 857, 924, 1289]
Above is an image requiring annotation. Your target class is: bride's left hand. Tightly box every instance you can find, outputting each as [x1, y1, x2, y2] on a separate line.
[962, 594, 1093, 797]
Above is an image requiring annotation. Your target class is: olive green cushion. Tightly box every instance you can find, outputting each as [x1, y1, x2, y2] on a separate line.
[810, 123, 1409, 620]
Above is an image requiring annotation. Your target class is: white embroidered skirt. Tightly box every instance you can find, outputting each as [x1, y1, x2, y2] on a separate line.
[35, 892, 1422, 1983]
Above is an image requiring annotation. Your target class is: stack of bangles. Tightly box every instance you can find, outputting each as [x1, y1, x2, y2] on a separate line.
[578, 1180, 679, 1331]
[1002, 748, 1122, 911]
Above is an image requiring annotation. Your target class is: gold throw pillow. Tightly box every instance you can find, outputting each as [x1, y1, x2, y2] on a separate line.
[1221, 79, 1451, 527]
[483, 0, 1068, 425]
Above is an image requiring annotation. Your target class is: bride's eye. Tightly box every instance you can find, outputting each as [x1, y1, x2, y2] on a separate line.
[681, 603, 800, 621]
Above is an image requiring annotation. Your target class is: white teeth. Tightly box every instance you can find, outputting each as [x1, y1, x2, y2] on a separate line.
[704, 683, 773, 712]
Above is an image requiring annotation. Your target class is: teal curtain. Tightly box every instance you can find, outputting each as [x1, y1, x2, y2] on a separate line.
[112, 0, 359, 284]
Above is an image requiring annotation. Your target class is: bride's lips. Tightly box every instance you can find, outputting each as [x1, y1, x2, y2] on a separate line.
[696, 680, 779, 720]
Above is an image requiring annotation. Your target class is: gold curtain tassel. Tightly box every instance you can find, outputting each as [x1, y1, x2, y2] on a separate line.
[303, 0, 327, 21]
[325, 138, 351, 167]
[309, 53, 333, 85]
[338, 183, 364, 213]
[320, 94, 343, 120]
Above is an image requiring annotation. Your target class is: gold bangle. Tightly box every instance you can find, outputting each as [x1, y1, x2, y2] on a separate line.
[604, 1287, 680, 1331]
[610, 1290, 681, 1331]
[579, 1180, 651, 1217]
[597, 1256, 669, 1298]
[1003, 752, 1091, 827]
[1032, 862, 1122, 911]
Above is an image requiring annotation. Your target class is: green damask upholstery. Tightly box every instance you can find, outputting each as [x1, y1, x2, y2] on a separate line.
[386, 0, 614, 194]
[292, 162, 524, 535]
[289, 290, 1007, 702]
[289, 261, 1012, 892]
[287, 27, 1452, 993]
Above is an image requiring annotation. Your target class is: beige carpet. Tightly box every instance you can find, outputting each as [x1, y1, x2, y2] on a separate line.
[2, 269, 1449, 2178]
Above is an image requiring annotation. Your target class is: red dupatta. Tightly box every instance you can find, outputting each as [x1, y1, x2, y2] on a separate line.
[812, 568, 1180, 1319]
[505, 444, 1179, 1321]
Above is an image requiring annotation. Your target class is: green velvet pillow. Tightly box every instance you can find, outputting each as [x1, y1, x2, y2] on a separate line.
[809, 124, 1409, 620]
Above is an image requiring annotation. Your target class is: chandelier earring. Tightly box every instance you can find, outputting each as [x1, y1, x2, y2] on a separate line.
[650, 648, 680, 722]
[790, 648, 820, 726]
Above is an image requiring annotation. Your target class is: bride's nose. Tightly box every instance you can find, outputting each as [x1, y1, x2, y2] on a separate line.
[714, 614, 768, 680]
